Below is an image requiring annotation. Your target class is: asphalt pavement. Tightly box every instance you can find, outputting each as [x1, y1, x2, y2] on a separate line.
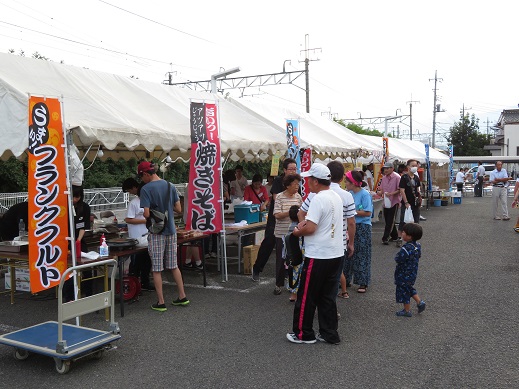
[0, 194, 518, 388]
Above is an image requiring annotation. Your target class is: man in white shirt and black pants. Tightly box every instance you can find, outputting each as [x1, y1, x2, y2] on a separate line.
[286, 163, 344, 345]
[474, 161, 485, 197]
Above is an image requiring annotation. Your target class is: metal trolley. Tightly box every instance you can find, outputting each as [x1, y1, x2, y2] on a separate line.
[0, 259, 121, 374]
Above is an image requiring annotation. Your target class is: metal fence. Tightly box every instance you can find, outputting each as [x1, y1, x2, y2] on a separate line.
[0, 184, 188, 213]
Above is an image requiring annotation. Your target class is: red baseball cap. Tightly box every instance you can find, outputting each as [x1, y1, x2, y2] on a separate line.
[137, 161, 154, 175]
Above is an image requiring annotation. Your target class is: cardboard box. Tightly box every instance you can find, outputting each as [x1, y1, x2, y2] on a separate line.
[243, 245, 259, 275]
[5, 268, 31, 292]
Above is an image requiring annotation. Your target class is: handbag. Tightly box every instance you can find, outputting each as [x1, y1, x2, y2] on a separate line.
[403, 207, 414, 223]
[146, 182, 171, 234]
[284, 232, 303, 267]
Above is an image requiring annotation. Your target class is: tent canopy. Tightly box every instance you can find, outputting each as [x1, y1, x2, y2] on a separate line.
[0, 53, 287, 161]
[228, 98, 380, 158]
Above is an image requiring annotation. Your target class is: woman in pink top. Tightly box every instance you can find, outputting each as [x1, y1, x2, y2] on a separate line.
[243, 174, 270, 211]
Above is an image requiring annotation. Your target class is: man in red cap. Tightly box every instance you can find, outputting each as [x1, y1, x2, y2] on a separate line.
[138, 161, 189, 312]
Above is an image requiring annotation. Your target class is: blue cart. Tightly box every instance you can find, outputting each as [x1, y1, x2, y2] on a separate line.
[0, 259, 121, 374]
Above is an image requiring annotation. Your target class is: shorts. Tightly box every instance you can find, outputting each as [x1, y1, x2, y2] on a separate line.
[148, 233, 177, 272]
[395, 283, 417, 304]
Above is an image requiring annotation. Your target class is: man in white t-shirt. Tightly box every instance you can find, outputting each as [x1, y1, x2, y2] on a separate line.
[230, 165, 248, 199]
[286, 163, 344, 345]
[122, 178, 153, 290]
[474, 161, 485, 197]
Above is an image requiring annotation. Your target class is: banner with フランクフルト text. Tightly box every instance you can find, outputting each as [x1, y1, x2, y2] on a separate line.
[27, 96, 69, 294]
[186, 102, 223, 233]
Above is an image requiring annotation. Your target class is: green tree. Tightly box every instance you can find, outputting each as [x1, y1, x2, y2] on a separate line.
[334, 119, 391, 137]
[0, 157, 28, 192]
[447, 114, 490, 156]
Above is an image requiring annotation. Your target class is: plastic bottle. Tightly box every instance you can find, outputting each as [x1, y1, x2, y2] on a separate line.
[113, 214, 118, 225]
[18, 219, 25, 238]
[99, 234, 109, 256]
[100, 233, 105, 246]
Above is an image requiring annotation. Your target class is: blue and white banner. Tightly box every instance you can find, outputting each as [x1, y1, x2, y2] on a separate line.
[286, 119, 301, 173]
[425, 143, 432, 192]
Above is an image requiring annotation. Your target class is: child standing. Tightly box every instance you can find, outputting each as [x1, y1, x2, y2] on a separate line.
[285, 205, 302, 302]
[394, 223, 426, 317]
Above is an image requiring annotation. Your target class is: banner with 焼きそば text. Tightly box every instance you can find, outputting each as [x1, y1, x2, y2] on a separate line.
[27, 96, 69, 294]
[300, 148, 312, 200]
[186, 102, 223, 233]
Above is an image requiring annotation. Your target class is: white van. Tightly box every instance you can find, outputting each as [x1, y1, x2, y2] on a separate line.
[465, 165, 495, 183]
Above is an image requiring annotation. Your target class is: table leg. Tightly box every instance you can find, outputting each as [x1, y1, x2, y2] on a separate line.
[104, 263, 109, 321]
[117, 256, 125, 317]
[237, 231, 242, 274]
[9, 258, 15, 304]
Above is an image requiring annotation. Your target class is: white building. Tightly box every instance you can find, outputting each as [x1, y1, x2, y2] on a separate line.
[485, 109, 519, 157]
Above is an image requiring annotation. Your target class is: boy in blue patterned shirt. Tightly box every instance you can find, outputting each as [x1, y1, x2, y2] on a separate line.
[394, 223, 426, 317]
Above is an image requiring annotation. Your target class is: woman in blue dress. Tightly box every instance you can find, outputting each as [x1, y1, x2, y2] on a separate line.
[344, 170, 373, 293]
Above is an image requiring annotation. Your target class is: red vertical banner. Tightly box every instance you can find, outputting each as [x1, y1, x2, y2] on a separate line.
[374, 137, 389, 192]
[27, 96, 69, 294]
[300, 148, 312, 201]
[186, 102, 223, 233]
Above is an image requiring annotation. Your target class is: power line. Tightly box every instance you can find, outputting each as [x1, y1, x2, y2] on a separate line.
[98, 0, 216, 44]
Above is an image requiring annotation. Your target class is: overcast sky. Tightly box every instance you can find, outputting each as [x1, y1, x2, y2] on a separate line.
[1, 0, 518, 149]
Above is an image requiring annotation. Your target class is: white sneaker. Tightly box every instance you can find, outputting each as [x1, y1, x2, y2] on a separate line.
[286, 333, 316, 344]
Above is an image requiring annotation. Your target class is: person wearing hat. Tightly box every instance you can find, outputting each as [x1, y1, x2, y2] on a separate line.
[377, 162, 402, 245]
[138, 161, 189, 312]
[286, 163, 344, 345]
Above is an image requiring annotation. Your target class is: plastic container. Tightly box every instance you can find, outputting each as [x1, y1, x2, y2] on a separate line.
[433, 199, 442, 207]
[453, 197, 462, 204]
[99, 236, 109, 257]
[441, 200, 449, 206]
[234, 204, 260, 224]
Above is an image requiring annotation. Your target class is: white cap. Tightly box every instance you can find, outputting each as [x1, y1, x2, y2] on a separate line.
[300, 163, 331, 180]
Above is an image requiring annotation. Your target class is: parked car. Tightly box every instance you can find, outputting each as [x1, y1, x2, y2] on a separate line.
[465, 165, 495, 183]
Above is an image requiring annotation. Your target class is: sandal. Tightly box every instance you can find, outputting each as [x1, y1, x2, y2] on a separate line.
[357, 286, 367, 293]
[337, 291, 349, 299]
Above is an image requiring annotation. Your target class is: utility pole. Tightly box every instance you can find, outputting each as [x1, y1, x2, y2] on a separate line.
[429, 70, 443, 148]
[407, 98, 420, 140]
[460, 103, 472, 130]
[299, 34, 321, 113]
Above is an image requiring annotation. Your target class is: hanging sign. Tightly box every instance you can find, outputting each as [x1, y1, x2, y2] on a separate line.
[448, 145, 454, 192]
[270, 152, 280, 177]
[374, 137, 389, 191]
[286, 119, 301, 173]
[186, 102, 223, 233]
[27, 96, 69, 294]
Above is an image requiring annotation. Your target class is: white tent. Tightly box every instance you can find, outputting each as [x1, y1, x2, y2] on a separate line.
[0, 53, 287, 161]
[228, 98, 380, 158]
[359, 135, 449, 164]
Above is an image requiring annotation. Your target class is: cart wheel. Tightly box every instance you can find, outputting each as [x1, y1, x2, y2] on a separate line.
[54, 358, 71, 374]
[115, 276, 139, 301]
[93, 349, 104, 360]
[13, 348, 29, 361]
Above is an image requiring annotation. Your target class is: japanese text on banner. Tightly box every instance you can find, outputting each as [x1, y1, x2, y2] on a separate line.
[28, 96, 69, 294]
[186, 102, 223, 233]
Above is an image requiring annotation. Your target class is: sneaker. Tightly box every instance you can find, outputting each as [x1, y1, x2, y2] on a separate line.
[419, 215, 427, 221]
[141, 284, 155, 291]
[172, 297, 190, 306]
[382, 239, 389, 245]
[210, 252, 217, 258]
[396, 309, 412, 317]
[204, 253, 211, 260]
[184, 262, 194, 269]
[316, 333, 340, 345]
[273, 286, 282, 295]
[251, 269, 260, 282]
[151, 302, 167, 312]
[286, 332, 316, 344]
[396, 238, 403, 248]
[195, 262, 204, 270]
[503, 217, 510, 221]
[417, 301, 426, 313]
